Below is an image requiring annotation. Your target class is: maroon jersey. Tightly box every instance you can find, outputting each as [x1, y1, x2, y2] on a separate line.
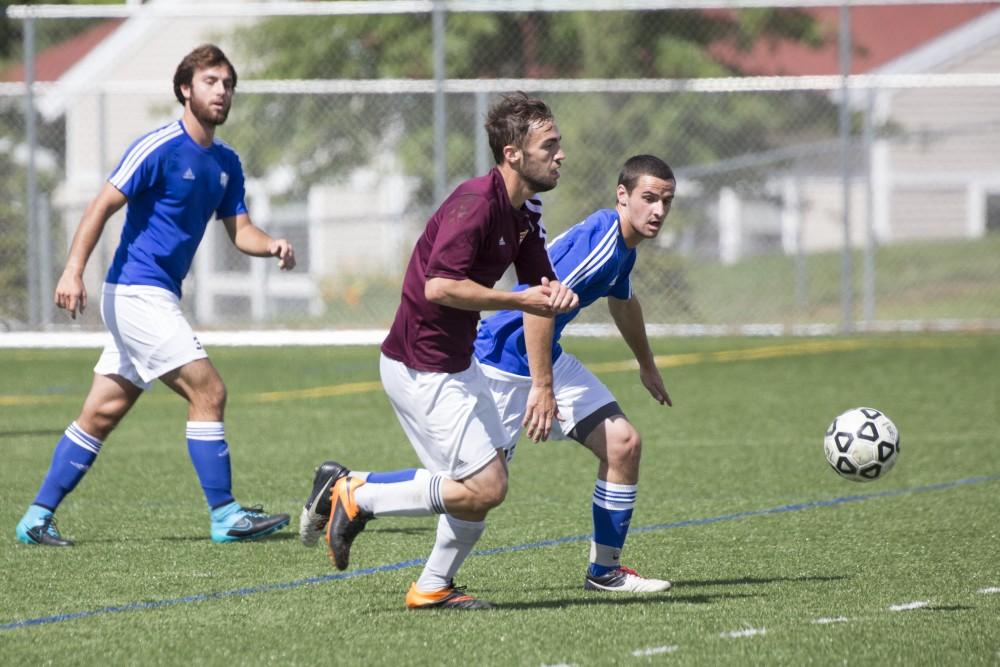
[381, 168, 556, 373]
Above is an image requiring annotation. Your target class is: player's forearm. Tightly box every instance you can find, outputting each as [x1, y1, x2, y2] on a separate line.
[523, 313, 555, 388]
[424, 277, 522, 312]
[610, 297, 656, 370]
[231, 222, 275, 257]
[63, 191, 121, 275]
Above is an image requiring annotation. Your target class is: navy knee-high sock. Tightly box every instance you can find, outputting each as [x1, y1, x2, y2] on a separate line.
[33, 422, 103, 511]
[186, 421, 234, 510]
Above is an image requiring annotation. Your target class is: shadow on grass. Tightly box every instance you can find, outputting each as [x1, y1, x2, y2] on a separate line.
[0, 429, 64, 440]
[923, 605, 974, 612]
[384, 591, 758, 613]
[154, 531, 300, 543]
[369, 526, 431, 535]
[675, 574, 848, 587]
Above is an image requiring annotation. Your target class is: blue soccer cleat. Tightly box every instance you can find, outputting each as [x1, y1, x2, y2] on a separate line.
[16, 505, 74, 547]
[210, 502, 289, 543]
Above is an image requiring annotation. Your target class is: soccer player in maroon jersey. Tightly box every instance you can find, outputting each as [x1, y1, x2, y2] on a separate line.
[303, 92, 578, 609]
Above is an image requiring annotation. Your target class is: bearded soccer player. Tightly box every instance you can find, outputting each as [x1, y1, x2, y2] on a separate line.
[299, 92, 578, 609]
[475, 155, 676, 593]
[15, 45, 294, 546]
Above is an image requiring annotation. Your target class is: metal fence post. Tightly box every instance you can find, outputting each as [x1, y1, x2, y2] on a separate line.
[23, 16, 40, 328]
[432, 0, 447, 203]
[862, 87, 876, 323]
[838, 3, 854, 333]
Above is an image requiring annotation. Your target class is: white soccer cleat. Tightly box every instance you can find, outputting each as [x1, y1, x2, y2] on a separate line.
[584, 566, 672, 593]
[298, 460, 349, 546]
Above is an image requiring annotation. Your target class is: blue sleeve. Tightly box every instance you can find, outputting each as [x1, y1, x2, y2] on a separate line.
[217, 151, 248, 219]
[551, 216, 621, 306]
[107, 135, 164, 199]
[609, 251, 635, 300]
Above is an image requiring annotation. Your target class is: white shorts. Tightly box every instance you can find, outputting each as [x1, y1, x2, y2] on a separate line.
[479, 352, 618, 450]
[94, 283, 208, 390]
[379, 353, 506, 480]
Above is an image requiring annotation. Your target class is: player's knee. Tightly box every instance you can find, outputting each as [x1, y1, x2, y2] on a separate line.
[608, 424, 642, 471]
[195, 379, 227, 414]
[471, 474, 508, 513]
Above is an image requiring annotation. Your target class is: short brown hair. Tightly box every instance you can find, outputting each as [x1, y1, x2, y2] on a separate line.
[618, 155, 675, 192]
[173, 44, 237, 105]
[484, 91, 555, 164]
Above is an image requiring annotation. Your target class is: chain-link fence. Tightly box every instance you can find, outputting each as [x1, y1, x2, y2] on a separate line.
[2, 1, 999, 336]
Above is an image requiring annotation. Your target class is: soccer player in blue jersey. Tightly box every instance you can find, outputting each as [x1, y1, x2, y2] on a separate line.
[473, 154, 676, 593]
[15, 45, 294, 546]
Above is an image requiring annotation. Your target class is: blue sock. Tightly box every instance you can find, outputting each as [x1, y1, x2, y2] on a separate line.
[33, 422, 103, 511]
[366, 468, 418, 483]
[186, 421, 234, 510]
[588, 479, 637, 577]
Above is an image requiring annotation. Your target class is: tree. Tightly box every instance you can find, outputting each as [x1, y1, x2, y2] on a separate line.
[227, 8, 831, 222]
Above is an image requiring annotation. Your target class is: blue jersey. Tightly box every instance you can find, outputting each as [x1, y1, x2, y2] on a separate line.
[474, 208, 636, 376]
[105, 120, 248, 297]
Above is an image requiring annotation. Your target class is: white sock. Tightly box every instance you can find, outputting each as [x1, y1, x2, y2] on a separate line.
[354, 469, 447, 517]
[415, 514, 485, 592]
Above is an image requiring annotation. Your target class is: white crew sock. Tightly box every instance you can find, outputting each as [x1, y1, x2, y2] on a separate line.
[415, 514, 486, 592]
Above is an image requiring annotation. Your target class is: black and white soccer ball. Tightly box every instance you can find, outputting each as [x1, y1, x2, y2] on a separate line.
[824, 407, 900, 482]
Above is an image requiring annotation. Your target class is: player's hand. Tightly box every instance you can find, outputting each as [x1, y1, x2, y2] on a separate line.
[640, 365, 672, 406]
[523, 385, 561, 443]
[518, 283, 557, 317]
[54, 271, 87, 319]
[268, 239, 296, 270]
[541, 277, 578, 314]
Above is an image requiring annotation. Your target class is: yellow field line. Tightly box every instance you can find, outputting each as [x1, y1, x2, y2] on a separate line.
[0, 336, 974, 407]
[250, 380, 384, 403]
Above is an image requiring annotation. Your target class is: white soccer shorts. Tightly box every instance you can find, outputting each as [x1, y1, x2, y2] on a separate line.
[94, 283, 208, 390]
[479, 352, 617, 451]
[379, 353, 507, 481]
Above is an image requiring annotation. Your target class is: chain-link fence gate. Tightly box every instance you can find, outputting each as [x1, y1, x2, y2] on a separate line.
[2, 1, 999, 337]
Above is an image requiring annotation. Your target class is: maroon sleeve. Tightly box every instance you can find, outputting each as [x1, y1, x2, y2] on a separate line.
[424, 194, 490, 281]
[514, 218, 556, 286]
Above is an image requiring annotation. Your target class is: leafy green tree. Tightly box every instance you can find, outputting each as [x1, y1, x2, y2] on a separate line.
[228, 8, 831, 222]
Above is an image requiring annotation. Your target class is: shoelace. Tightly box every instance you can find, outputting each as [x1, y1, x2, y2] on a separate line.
[618, 566, 639, 577]
[41, 515, 62, 538]
[239, 505, 268, 518]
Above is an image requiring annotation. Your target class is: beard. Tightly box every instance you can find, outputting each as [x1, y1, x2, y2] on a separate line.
[520, 162, 559, 194]
[189, 90, 230, 126]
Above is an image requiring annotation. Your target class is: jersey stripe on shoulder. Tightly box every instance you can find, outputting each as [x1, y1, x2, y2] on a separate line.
[109, 121, 183, 189]
[560, 221, 619, 289]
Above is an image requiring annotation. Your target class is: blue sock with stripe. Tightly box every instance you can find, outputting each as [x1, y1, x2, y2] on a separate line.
[33, 422, 103, 511]
[588, 479, 637, 577]
[363, 469, 418, 483]
[186, 421, 234, 510]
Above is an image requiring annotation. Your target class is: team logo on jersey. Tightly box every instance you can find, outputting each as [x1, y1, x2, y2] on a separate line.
[182, 167, 195, 180]
[220, 172, 229, 188]
[193, 335, 203, 351]
[499, 237, 506, 246]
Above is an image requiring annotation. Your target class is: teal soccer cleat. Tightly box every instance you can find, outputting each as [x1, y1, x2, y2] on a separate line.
[16, 505, 74, 547]
[210, 503, 289, 543]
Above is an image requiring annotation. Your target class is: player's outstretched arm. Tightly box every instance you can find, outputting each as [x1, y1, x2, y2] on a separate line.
[425, 276, 564, 317]
[609, 295, 672, 406]
[522, 312, 560, 442]
[54, 183, 127, 319]
[222, 213, 295, 270]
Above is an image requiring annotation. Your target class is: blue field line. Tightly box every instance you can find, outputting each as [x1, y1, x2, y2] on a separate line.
[2, 474, 997, 631]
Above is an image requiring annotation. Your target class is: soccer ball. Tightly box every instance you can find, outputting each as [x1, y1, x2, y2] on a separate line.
[824, 407, 900, 482]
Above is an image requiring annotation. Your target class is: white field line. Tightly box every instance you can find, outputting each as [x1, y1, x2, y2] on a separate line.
[813, 616, 849, 624]
[632, 645, 679, 657]
[720, 627, 766, 639]
[977, 587, 1000, 594]
[888, 600, 930, 611]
